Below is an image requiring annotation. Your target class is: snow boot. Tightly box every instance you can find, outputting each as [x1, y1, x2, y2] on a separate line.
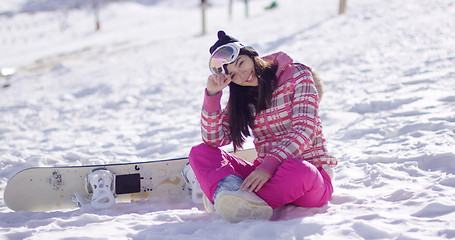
[214, 189, 273, 223]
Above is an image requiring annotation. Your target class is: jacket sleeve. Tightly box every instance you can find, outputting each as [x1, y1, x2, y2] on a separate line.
[257, 65, 320, 175]
[200, 89, 232, 147]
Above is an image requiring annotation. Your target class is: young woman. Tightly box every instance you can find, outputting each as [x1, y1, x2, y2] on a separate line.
[187, 31, 337, 222]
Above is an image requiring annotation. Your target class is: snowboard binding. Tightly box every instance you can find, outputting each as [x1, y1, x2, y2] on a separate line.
[182, 163, 204, 204]
[86, 168, 116, 209]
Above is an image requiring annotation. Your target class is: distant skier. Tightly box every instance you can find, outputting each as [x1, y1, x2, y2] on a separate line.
[186, 31, 337, 222]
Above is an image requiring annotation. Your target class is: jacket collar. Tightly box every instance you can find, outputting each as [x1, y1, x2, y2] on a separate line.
[262, 51, 294, 85]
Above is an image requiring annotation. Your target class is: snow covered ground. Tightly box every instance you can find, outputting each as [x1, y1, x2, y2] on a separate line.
[1, 0, 454, 239]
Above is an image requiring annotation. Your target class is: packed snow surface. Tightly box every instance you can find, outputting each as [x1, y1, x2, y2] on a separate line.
[1, 0, 454, 239]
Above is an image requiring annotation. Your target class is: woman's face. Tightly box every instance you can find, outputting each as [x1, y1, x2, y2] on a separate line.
[225, 55, 258, 86]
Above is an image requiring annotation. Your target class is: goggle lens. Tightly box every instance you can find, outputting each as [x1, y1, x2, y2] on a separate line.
[209, 43, 241, 74]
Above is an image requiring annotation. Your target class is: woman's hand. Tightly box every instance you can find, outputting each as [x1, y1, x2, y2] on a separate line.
[241, 169, 271, 192]
[206, 74, 231, 96]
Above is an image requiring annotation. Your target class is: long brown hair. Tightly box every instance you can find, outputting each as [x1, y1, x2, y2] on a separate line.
[227, 48, 278, 151]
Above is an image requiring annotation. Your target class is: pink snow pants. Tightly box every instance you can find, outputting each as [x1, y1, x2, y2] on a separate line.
[188, 143, 333, 209]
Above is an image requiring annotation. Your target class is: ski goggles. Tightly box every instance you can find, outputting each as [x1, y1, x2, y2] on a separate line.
[209, 42, 244, 75]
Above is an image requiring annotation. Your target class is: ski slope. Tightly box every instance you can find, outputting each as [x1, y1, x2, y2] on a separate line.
[1, 0, 454, 239]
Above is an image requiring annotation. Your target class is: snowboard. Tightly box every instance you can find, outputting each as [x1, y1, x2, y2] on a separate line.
[3, 148, 257, 212]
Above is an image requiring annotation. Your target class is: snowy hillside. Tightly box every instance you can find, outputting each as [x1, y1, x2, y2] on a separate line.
[1, 0, 454, 239]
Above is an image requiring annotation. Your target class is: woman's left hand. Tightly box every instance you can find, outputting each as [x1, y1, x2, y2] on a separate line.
[241, 169, 271, 192]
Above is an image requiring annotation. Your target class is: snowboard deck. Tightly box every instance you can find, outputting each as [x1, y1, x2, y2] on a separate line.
[4, 148, 257, 212]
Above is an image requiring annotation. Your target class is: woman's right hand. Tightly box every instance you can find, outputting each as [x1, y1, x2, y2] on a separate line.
[206, 74, 231, 96]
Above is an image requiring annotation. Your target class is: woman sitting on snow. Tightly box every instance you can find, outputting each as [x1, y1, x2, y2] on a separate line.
[186, 31, 337, 222]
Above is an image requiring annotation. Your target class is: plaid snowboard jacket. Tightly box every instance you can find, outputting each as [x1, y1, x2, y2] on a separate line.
[201, 52, 337, 176]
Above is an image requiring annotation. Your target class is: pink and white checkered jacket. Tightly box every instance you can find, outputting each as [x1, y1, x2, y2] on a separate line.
[201, 52, 337, 177]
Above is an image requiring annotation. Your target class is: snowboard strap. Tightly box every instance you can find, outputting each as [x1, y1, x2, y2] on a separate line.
[86, 168, 116, 209]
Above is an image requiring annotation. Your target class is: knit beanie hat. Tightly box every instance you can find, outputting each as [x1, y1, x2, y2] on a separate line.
[209, 31, 240, 54]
